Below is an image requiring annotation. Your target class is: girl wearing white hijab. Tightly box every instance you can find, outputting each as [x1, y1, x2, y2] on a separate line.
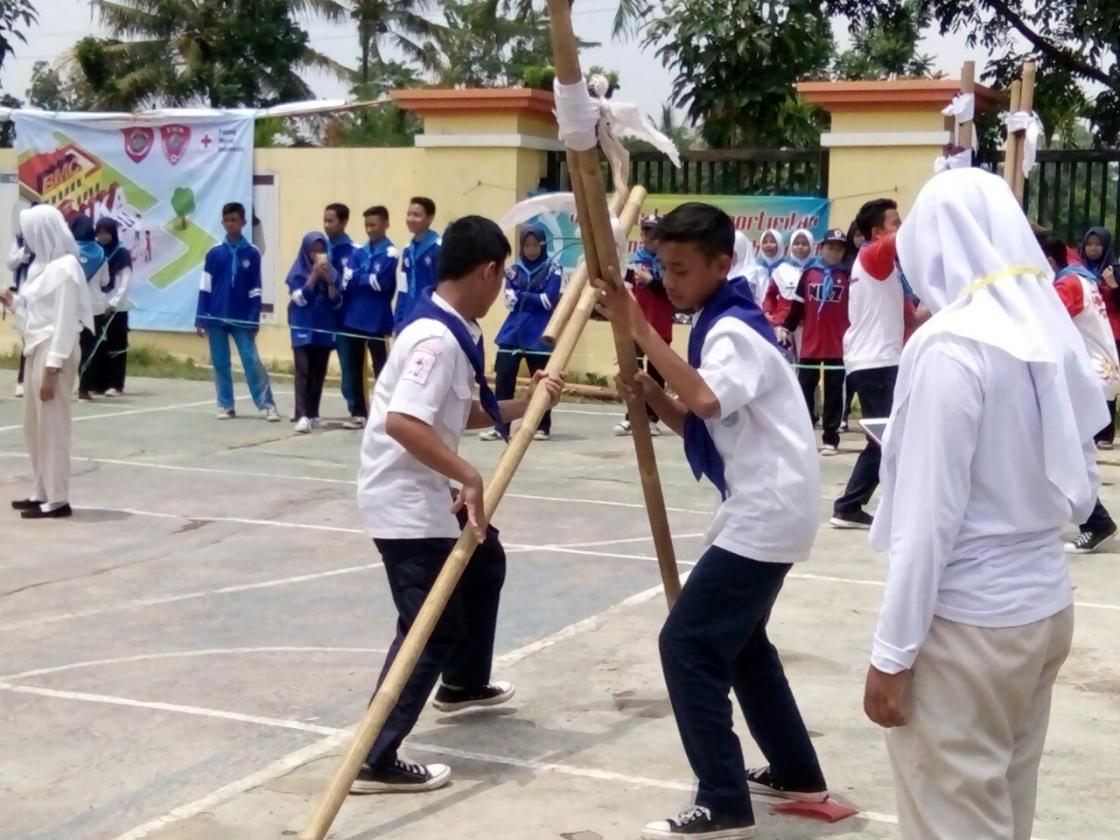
[863, 169, 1103, 840]
[730, 230, 766, 304]
[0, 205, 93, 519]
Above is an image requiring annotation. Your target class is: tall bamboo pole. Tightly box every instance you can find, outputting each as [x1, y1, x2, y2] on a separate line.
[296, 186, 651, 840]
[957, 60, 975, 152]
[1012, 61, 1037, 202]
[1003, 79, 1023, 190]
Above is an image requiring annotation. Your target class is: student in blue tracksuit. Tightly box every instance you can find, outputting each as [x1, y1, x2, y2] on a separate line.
[339, 205, 398, 427]
[393, 196, 441, 329]
[196, 202, 281, 422]
[287, 231, 342, 434]
[324, 202, 358, 417]
[480, 222, 562, 442]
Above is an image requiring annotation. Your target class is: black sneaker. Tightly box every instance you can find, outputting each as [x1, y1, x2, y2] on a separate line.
[21, 504, 72, 520]
[1065, 524, 1118, 554]
[829, 509, 873, 530]
[641, 806, 755, 839]
[432, 680, 515, 713]
[746, 766, 828, 803]
[349, 758, 450, 794]
[11, 498, 40, 511]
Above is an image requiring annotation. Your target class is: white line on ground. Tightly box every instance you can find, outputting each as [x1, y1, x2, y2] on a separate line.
[71, 505, 367, 534]
[0, 393, 270, 434]
[0, 646, 389, 682]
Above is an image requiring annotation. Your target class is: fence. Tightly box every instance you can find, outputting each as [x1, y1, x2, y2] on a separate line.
[545, 148, 829, 197]
[1021, 150, 1120, 246]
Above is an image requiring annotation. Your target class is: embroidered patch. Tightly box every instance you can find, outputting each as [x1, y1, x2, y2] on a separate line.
[242, 259, 250, 268]
[402, 347, 440, 385]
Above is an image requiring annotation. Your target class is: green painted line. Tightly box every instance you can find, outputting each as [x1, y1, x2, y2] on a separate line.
[149, 218, 216, 289]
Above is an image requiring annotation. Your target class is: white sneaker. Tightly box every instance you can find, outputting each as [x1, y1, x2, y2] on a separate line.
[614, 419, 632, 436]
[821, 444, 839, 456]
[649, 422, 662, 437]
[533, 430, 550, 441]
[105, 388, 121, 397]
[14, 383, 23, 398]
[478, 429, 503, 442]
[342, 416, 366, 430]
[294, 417, 312, 434]
[216, 408, 235, 420]
[263, 406, 282, 422]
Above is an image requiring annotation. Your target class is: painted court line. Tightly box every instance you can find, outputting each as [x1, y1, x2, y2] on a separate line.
[0, 393, 270, 434]
[71, 505, 367, 535]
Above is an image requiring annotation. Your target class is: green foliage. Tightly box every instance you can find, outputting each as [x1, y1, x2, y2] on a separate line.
[0, 0, 36, 75]
[832, 1, 937, 80]
[171, 187, 195, 228]
[350, 0, 442, 85]
[435, 1, 560, 88]
[645, 0, 833, 148]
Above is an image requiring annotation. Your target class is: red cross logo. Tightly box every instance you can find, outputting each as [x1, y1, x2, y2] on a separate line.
[201, 134, 213, 148]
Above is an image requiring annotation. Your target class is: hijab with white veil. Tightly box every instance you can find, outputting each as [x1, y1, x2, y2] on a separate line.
[18, 205, 94, 334]
[871, 168, 1106, 550]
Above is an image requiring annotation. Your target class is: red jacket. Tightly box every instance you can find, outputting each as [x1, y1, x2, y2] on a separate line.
[783, 262, 850, 359]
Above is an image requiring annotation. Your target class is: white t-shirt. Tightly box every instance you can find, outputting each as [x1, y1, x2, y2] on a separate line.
[843, 241, 905, 373]
[696, 317, 821, 564]
[870, 338, 1088, 674]
[356, 292, 479, 539]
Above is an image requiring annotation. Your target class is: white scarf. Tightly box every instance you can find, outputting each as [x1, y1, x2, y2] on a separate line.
[18, 205, 94, 333]
[871, 168, 1106, 550]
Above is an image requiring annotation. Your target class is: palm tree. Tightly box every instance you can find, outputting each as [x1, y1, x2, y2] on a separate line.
[87, 0, 353, 107]
[503, 0, 651, 40]
[349, 0, 444, 86]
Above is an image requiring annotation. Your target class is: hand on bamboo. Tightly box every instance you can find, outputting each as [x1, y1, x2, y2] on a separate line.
[595, 268, 643, 337]
[863, 665, 910, 728]
[529, 369, 565, 409]
[615, 370, 660, 403]
[451, 471, 487, 542]
[0, 289, 13, 309]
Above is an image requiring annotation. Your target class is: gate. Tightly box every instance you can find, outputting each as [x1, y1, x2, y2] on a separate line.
[1021, 149, 1120, 246]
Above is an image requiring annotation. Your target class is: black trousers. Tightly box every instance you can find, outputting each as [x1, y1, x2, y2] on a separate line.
[626, 345, 665, 423]
[293, 345, 331, 420]
[339, 333, 389, 419]
[797, 359, 844, 446]
[366, 522, 506, 768]
[101, 310, 129, 392]
[79, 316, 109, 394]
[660, 546, 825, 819]
[834, 365, 898, 515]
[494, 347, 552, 434]
[16, 347, 25, 385]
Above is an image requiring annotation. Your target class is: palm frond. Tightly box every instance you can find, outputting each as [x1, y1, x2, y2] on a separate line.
[612, 0, 652, 40]
[298, 48, 357, 83]
[288, 0, 347, 23]
[392, 33, 443, 73]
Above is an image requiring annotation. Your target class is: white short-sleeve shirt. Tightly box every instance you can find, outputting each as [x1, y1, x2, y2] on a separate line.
[357, 293, 480, 539]
[696, 317, 822, 564]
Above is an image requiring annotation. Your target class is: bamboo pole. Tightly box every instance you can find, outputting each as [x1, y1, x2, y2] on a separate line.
[547, 0, 681, 607]
[1012, 61, 1037, 202]
[542, 189, 629, 346]
[296, 186, 650, 840]
[1003, 79, 1023, 190]
[957, 60, 975, 151]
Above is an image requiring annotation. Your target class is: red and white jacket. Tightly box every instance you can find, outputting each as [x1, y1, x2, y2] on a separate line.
[843, 233, 905, 373]
[1054, 266, 1120, 399]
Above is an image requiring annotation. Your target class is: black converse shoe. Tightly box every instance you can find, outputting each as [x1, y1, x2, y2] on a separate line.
[829, 509, 874, 530]
[431, 681, 515, 713]
[745, 766, 829, 803]
[641, 806, 756, 839]
[349, 758, 450, 794]
[1065, 523, 1118, 554]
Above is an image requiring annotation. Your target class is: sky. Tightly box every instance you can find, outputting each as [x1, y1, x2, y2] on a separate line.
[1, 1, 995, 121]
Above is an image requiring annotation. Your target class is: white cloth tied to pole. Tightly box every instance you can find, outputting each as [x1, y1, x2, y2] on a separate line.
[934, 147, 974, 174]
[1005, 111, 1044, 179]
[942, 93, 975, 126]
[553, 76, 681, 189]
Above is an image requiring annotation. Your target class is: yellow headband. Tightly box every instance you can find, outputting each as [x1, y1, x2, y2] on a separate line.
[960, 266, 1049, 298]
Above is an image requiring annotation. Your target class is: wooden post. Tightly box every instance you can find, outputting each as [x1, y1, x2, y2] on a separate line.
[542, 189, 629, 346]
[547, 0, 681, 607]
[957, 60, 975, 151]
[1003, 79, 1022, 191]
[296, 186, 651, 840]
[1012, 61, 1037, 202]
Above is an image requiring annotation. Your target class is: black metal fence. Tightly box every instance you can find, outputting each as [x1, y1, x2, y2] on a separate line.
[1019, 150, 1120, 246]
[545, 148, 829, 197]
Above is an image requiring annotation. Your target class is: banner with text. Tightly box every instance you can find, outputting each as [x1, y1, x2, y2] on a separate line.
[14, 111, 253, 331]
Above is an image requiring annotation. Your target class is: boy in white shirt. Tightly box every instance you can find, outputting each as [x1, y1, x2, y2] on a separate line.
[863, 169, 1102, 840]
[352, 215, 562, 794]
[599, 203, 827, 840]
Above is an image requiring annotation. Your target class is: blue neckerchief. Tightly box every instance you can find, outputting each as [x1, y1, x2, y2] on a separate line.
[406, 229, 440, 262]
[326, 232, 352, 261]
[76, 240, 105, 282]
[683, 278, 778, 499]
[810, 257, 842, 313]
[1057, 264, 1101, 285]
[513, 258, 555, 291]
[365, 236, 392, 261]
[758, 253, 785, 273]
[223, 236, 248, 286]
[632, 246, 663, 278]
[404, 288, 509, 441]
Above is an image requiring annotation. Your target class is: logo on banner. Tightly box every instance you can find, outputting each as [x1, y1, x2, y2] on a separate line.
[121, 127, 154, 163]
[160, 124, 191, 165]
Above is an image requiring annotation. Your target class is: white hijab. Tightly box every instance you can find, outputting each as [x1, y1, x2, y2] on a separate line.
[771, 227, 814, 300]
[19, 205, 94, 332]
[871, 168, 1106, 550]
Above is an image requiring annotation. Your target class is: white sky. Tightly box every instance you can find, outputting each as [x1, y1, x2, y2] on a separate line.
[3, 1, 994, 121]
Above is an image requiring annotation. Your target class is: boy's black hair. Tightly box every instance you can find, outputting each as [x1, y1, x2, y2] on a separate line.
[855, 198, 898, 241]
[409, 196, 436, 217]
[363, 205, 389, 222]
[437, 216, 510, 281]
[655, 202, 734, 261]
[221, 202, 246, 220]
[325, 202, 350, 223]
[1036, 231, 1069, 269]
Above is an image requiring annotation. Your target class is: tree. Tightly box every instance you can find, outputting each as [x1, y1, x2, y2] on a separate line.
[324, 64, 424, 147]
[434, 1, 564, 88]
[0, 0, 36, 77]
[645, 0, 833, 148]
[350, 0, 443, 86]
[80, 0, 352, 109]
[171, 186, 195, 229]
[828, 0, 1120, 145]
[833, 1, 937, 81]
